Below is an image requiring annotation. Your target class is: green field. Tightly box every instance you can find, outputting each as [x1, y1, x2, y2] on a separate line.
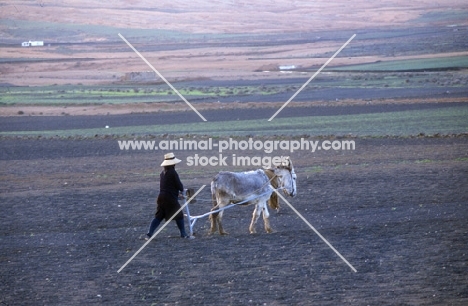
[2, 105, 466, 138]
[330, 56, 468, 72]
[0, 84, 285, 105]
[2, 70, 466, 106]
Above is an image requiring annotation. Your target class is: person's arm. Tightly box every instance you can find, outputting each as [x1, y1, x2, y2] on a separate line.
[174, 170, 184, 193]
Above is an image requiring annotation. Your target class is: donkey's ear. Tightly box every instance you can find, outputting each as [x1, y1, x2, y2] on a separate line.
[281, 156, 291, 167]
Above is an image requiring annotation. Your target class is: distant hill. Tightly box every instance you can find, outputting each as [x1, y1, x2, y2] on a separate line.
[1, 0, 467, 43]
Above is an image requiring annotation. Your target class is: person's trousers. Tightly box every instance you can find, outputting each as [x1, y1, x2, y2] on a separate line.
[147, 217, 187, 237]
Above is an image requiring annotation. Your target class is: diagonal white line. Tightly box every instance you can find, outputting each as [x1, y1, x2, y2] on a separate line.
[118, 33, 207, 122]
[117, 185, 206, 273]
[268, 34, 356, 121]
[274, 190, 357, 272]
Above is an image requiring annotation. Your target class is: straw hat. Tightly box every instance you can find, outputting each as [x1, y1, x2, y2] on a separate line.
[160, 152, 182, 166]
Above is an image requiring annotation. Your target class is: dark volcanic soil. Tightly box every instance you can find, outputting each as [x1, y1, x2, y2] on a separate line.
[1, 102, 467, 132]
[1, 135, 467, 305]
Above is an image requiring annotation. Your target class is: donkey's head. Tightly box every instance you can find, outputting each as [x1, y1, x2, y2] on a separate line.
[276, 157, 297, 197]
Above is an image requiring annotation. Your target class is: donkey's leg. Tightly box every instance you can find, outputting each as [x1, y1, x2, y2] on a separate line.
[209, 211, 218, 234]
[209, 203, 220, 234]
[262, 202, 273, 233]
[209, 203, 229, 235]
[217, 210, 229, 235]
[249, 204, 262, 234]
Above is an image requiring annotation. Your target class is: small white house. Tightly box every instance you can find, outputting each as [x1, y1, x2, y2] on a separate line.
[279, 65, 296, 70]
[21, 41, 44, 47]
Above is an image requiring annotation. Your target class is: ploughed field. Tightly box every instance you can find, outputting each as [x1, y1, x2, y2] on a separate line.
[2, 1, 468, 304]
[1, 134, 467, 305]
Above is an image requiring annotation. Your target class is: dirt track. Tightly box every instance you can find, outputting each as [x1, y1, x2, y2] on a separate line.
[1, 135, 467, 305]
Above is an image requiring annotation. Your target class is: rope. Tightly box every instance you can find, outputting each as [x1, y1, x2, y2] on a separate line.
[189, 204, 237, 220]
[184, 171, 280, 204]
[186, 197, 214, 202]
[188, 189, 275, 220]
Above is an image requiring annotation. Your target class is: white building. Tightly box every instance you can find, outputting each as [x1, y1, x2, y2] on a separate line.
[21, 41, 44, 47]
[279, 65, 296, 70]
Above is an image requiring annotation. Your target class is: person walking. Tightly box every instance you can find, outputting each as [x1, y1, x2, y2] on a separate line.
[146, 153, 191, 240]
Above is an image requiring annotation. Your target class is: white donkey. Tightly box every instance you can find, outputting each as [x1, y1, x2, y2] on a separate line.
[210, 157, 297, 235]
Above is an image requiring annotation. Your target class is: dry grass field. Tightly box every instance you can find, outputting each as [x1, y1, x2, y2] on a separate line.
[1, 0, 467, 88]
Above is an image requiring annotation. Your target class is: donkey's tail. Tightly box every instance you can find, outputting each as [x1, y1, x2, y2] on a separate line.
[264, 169, 281, 211]
[268, 191, 280, 211]
[210, 178, 217, 208]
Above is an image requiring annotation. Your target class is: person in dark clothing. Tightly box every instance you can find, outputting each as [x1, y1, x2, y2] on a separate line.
[146, 153, 190, 240]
